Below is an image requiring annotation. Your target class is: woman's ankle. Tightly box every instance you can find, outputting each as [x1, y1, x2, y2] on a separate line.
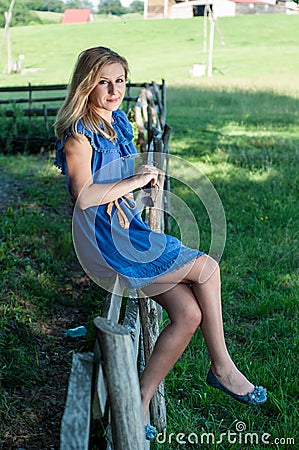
[210, 358, 235, 377]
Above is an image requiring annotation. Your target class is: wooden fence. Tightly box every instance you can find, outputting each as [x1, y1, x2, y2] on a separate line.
[58, 82, 172, 449]
[0, 81, 168, 153]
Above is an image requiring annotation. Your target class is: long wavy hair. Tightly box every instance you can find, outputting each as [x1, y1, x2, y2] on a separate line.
[54, 46, 129, 142]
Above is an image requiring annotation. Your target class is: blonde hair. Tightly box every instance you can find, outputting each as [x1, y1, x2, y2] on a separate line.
[54, 46, 129, 142]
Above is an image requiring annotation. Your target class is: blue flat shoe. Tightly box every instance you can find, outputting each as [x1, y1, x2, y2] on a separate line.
[145, 424, 157, 440]
[206, 369, 267, 405]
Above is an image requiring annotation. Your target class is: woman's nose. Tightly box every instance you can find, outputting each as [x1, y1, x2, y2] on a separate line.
[108, 82, 116, 94]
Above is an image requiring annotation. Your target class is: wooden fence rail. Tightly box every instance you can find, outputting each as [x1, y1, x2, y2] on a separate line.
[0, 81, 165, 114]
[0, 81, 166, 153]
[59, 82, 171, 449]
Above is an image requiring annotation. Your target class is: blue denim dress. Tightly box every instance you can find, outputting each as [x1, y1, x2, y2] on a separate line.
[55, 109, 203, 292]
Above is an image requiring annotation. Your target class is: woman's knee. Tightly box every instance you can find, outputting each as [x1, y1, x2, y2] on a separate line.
[175, 302, 202, 334]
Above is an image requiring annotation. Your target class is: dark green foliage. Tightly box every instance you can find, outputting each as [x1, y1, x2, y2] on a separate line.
[97, 0, 126, 15]
[65, 0, 93, 9]
[0, 0, 42, 27]
[128, 0, 144, 14]
[25, 0, 65, 12]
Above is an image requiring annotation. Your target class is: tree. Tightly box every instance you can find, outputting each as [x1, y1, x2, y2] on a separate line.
[128, 0, 143, 13]
[25, 0, 65, 13]
[0, 0, 41, 27]
[97, 0, 126, 15]
[65, 0, 93, 9]
[24, 0, 44, 10]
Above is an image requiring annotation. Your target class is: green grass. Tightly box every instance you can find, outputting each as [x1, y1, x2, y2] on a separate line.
[0, 15, 298, 89]
[0, 13, 299, 449]
[35, 10, 63, 24]
[0, 155, 104, 446]
[152, 85, 299, 448]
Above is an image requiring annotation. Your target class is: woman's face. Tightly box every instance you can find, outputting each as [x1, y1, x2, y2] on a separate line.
[89, 62, 126, 122]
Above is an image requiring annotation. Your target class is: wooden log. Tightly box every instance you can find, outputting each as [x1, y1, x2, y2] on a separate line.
[94, 317, 146, 450]
[140, 128, 166, 431]
[126, 80, 131, 111]
[43, 104, 50, 138]
[4, 107, 60, 117]
[148, 173, 165, 234]
[92, 340, 108, 419]
[102, 277, 123, 322]
[139, 299, 167, 431]
[145, 85, 158, 127]
[161, 79, 166, 128]
[141, 179, 164, 390]
[123, 296, 141, 362]
[0, 96, 65, 104]
[60, 352, 94, 450]
[0, 83, 67, 92]
[152, 82, 164, 128]
[134, 102, 146, 154]
[162, 124, 172, 234]
[0, 82, 159, 94]
[0, 95, 139, 106]
[139, 148, 167, 430]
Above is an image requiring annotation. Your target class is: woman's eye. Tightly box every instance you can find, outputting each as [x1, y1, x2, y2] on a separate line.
[98, 78, 125, 85]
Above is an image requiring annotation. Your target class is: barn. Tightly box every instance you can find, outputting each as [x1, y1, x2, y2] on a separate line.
[61, 9, 94, 24]
[144, 0, 298, 19]
[144, 0, 238, 19]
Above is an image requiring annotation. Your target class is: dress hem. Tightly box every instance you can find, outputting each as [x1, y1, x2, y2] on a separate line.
[117, 250, 205, 291]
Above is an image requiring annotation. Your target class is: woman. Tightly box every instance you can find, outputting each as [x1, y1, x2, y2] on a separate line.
[54, 46, 267, 440]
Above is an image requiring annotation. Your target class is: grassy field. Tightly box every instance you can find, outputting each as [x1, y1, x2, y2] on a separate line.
[0, 15, 298, 89]
[0, 14, 299, 449]
[154, 85, 299, 449]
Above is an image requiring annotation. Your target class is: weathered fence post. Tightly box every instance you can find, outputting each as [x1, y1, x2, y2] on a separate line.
[94, 317, 146, 450]
[139, 299, 167, 431]
[138, 171, 167, 431]
[138, 125, 169, 431]
[60, 352, 94, 450]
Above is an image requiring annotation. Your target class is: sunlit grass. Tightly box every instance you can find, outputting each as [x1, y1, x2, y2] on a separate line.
[152, 84, 298, 448]
[0, 15, 298, 89]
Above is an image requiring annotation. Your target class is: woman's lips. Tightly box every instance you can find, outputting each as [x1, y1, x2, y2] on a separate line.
[107, 97, 119, 103]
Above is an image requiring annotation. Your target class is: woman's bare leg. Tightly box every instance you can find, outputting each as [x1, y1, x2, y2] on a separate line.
[139, 283, 202, 421]
[188, 258, 255, 394]
[140, 254, 255, 420]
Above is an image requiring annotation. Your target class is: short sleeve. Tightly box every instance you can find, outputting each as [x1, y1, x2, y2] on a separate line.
[54, 122, 98, 175]
[54, 110, 136, 174]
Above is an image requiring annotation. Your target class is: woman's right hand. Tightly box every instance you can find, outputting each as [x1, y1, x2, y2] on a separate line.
[135, 164, 161, 188]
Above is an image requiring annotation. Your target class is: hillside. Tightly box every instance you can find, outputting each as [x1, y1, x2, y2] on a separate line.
[0, 15, 298, 91]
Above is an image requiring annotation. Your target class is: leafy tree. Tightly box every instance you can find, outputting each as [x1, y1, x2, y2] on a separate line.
[0, 0, 41, 27]
[25, 0, 65, 12]
[65, 0, 93, 9]
[128, 0, 143, 13]
[98, 0, 126, 15]
[24, 0, 44, 10]
[80, 0, 93, 8]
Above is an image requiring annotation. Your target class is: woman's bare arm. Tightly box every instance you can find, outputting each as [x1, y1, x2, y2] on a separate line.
[64, 134, 159, 210]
